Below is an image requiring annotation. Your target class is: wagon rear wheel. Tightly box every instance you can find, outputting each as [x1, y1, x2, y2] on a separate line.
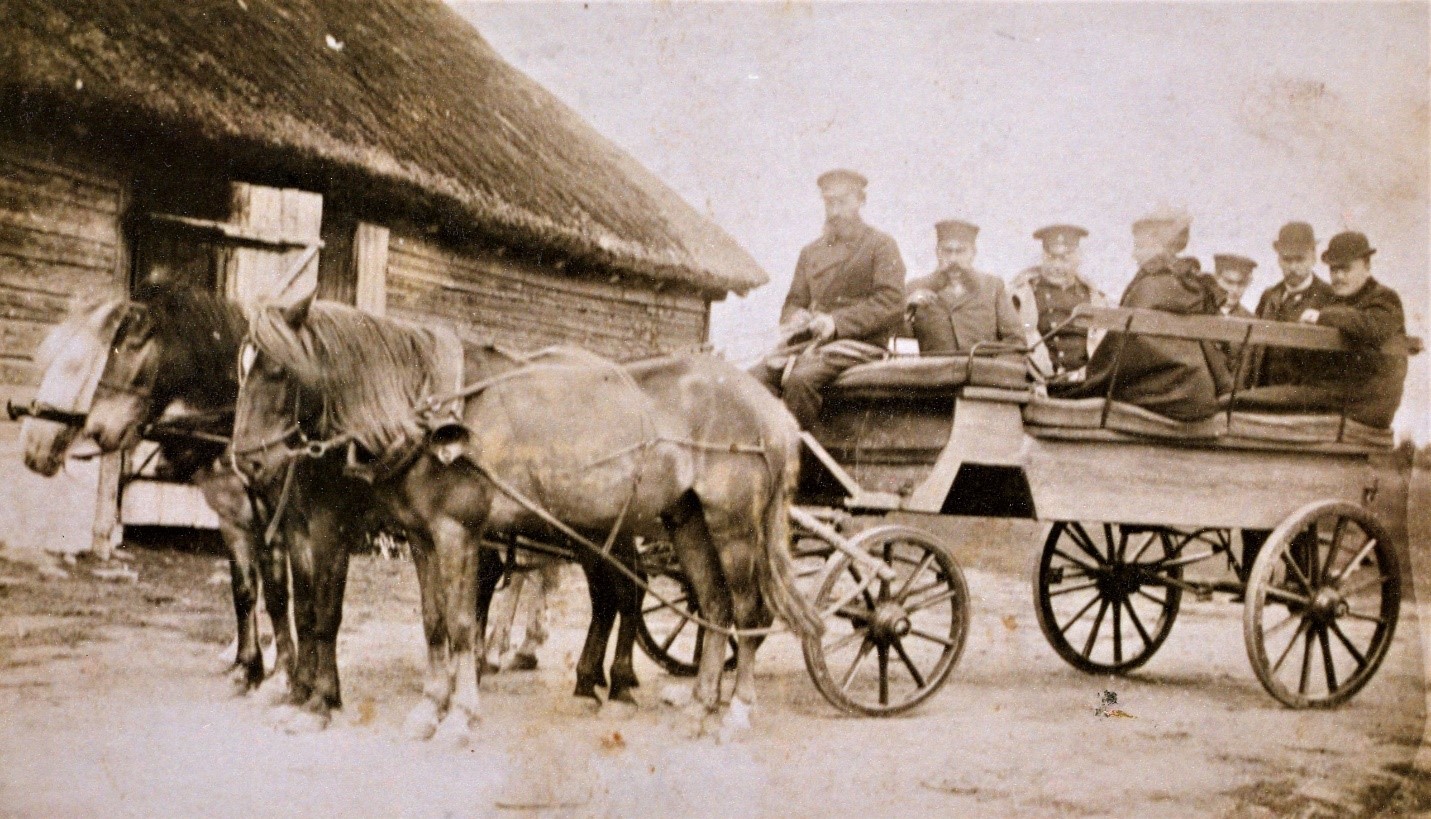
[1244, 501, 1400, 708]
[801, 525, 969, 717]
[1034, 521, 1184, 675]
[634, 541, 735, 677]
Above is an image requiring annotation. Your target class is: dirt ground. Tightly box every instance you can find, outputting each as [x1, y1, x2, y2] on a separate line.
[1, 519, 1427, 818]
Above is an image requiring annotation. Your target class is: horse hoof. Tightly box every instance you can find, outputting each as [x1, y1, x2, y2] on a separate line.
[402, 698, 442, 742]
[482, 657, 502, 675]
[508, 653, 538, 672]
[717, 699, 753, 744]
[432, 707, 477, 748]
[228, 666, 258, 697]
[283, 707, 331, 735]
[679, 702, 716, 740]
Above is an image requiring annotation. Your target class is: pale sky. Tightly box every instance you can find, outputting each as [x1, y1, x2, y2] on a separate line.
[456, 2, 1428, 441]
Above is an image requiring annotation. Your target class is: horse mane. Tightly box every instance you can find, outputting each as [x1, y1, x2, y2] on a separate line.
[131, 282, 247, 400]
[35, 296, 127, 369]
[248, 301, 443, 459]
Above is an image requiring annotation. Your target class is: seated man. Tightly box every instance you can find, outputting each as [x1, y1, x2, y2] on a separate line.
[1232, 231, 1406, 428]
[1058, 208, 1231, 421]
[1010, 224, 1107, 380]
[1212, 253, 1258, 389]
[751, 169, 905, 428]
[906, 219, 1025, 356]
[1248, 222, 1335, 388]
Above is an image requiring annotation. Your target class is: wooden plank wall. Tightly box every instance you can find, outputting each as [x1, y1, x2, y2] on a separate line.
[0, 143, 125, 403]
[385, 231, 709, 360]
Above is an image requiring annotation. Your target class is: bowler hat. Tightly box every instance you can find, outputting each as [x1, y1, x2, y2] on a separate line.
[816, 169, 868, 192]
[935, 220, 979, 243]
[1273, 221, 1317, 254]
[1033, 224, 1088, 255]
[1133, 208, 1192, 254]
[1321, 231, 1375, 266]
[1213, 253, 1257, 280]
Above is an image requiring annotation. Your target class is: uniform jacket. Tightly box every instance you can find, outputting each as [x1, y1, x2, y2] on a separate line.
[1309, 277, 1406, 428]
[1009, 266, 1108, 375]
[781, 220, 906, 347]
[1059, 255, 1231, 420]
[1249, 276, 1335, 387]
[906, 266, 1024, 354]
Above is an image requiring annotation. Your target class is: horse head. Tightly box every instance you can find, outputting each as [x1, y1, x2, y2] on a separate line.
[232, 329, 318, 487]
[82, 283, 244, 454]
[21, 299, 127, 476]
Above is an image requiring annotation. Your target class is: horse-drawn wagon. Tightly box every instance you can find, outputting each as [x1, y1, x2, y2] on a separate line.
[638, 305, 1417, 713]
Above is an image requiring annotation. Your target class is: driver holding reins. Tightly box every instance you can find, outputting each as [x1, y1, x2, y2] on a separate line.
[751, 169, 906, 428]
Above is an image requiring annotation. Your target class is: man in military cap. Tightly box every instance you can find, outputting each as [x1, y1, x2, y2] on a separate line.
[1212, 254, 1256, 318]
[1060, 208, 1231, 419]
[906, 220, 1024, 355]
[1249, 222, 1334, 387]
[1212, 253, 1258, 388]
[752, 169, 905, 428]
[1010, 224, 1106, 379]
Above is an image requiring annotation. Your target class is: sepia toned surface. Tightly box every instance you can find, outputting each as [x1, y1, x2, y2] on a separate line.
[2, 2, 1428, 816]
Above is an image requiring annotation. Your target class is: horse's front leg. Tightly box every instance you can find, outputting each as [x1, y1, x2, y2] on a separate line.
[256, 527, 294, 701]
[281, 496, 351, 733]
[402, 530, 450, 741]
[574, 556, 616, 703]
[219, 517, 263, 694]
[429, 515, 483, 747]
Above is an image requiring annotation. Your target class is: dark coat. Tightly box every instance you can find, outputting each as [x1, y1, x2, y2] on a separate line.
[1059, 255, 1231, 420]
[1309, 277, 1406, 427]
[781, 221, 906, 346]
[905, 266, 1024, 354]
[1249, 276, 1335, 387]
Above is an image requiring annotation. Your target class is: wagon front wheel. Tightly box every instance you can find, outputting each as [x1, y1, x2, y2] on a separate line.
[1034, 521, 1184, 675]
[1244, 501, 1400, 708]
[801, 525, 969, 717]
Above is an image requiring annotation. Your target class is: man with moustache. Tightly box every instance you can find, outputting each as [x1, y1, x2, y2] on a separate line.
[751, 169, 905, 428]
[1248, 222, 1335, 387]
[906, 219, 1024, 355]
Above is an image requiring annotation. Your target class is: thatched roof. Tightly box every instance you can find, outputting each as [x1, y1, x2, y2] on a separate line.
[0, 1, 766, 295]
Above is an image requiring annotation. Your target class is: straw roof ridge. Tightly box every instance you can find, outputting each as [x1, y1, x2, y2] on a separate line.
[0, 0, 767, 294]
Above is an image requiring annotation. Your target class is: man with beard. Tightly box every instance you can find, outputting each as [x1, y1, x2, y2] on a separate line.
[1248, 221, 1335, 387]
[1057, 208, 1231, 420]
[751, 169, 905, 428]
[906, 219, 1024, 355]
[1009, 224, 1107, 380]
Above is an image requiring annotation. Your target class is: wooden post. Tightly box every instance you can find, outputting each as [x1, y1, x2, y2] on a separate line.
[354, 222, 389, 316]
[224, 183, 323, 310]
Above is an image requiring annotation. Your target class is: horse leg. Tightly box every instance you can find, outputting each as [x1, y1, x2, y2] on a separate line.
[286, 523, 318, 710]
[430, 515, 482, 747]
[257, 529, 294, 703]
[573, 556, 616, 702]
[221, 519, 264, 694]
[285, 500, 350, 733]
[402, 531, 450, 741]
[706, 515, 766, 741]
[606, 541, 642, 706]
[486, 566, 522, 672]
[665, 498, 730, 736]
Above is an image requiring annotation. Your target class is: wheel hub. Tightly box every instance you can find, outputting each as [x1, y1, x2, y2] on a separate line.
[1096, 563, 1145, 602]
[1308, 588, 1344, 624]
[869, 601, 911, 645]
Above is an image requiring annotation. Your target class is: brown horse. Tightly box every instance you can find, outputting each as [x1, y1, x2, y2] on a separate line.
[54, 284, 297, 696]
[233, 299, 818, 742]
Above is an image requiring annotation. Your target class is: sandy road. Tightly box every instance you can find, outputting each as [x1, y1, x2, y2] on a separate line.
[0, 526, 1426, 817]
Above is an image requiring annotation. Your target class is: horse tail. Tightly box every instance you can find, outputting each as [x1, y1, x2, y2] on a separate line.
[756, 427, 824, 639]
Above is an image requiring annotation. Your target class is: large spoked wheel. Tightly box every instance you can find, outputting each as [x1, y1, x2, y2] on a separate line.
[1034, 521, 1184, 674]
[1244, 501, 1400, 708]
[634, 541, 736, 677]
[801, 525, 969, 717]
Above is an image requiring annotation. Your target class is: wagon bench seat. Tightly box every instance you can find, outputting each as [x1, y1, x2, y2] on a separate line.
[827, 354, 1029, 400]
[1022, 395, 1393, 449]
